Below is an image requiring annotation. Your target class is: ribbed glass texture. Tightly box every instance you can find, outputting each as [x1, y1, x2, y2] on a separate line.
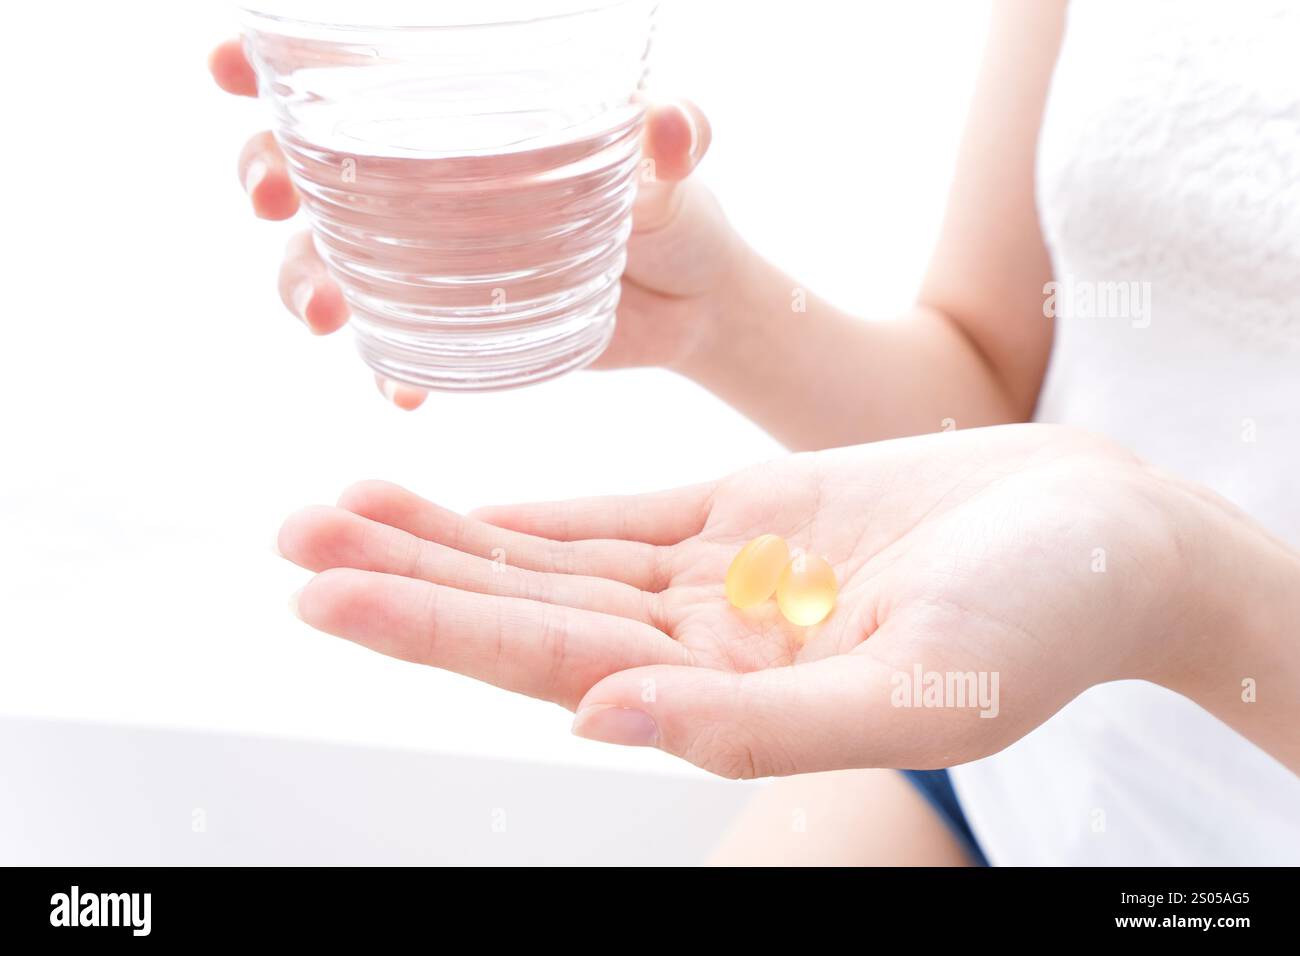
[240, 2, 656, 390]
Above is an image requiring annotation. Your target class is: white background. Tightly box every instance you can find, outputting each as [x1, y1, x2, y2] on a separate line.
[0, 1, 988, 778]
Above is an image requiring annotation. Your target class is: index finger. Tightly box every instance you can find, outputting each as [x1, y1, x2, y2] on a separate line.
[336, 480, 683, 592]
[209, 39, 258, 96]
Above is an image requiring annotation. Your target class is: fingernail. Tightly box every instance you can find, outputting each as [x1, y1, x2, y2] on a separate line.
[292, 280, 315, 324]
[380, 378, 400, 404]
[571, 705, 659, 748]
[288, 587, 303, 619]
[244, 159, 269, 197]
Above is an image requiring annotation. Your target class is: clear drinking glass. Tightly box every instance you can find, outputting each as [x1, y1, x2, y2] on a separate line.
[238, 0, 656, 391]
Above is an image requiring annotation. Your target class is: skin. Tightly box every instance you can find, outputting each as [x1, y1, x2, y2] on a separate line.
[278, 426, 1300, 781]
[708, 767, 976, 867]
[220, 0, 1299, 862]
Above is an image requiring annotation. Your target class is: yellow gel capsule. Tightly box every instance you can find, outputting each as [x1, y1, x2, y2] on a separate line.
[776, 553, 838, 626]
[725, 534, 790, 609]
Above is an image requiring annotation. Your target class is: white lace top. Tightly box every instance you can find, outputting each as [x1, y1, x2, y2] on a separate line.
[948, 0, 1300, 864]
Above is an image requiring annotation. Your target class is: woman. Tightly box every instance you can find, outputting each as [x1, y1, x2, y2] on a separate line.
[210, 0, 1300, 865]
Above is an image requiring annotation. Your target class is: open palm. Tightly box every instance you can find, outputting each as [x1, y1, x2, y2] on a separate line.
[279, 424, 1192, 778]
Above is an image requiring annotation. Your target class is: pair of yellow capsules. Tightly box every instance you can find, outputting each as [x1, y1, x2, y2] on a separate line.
[725, 534, 838, 626]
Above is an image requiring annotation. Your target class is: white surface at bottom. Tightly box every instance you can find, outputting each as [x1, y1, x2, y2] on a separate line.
[0, 717, 754, 865]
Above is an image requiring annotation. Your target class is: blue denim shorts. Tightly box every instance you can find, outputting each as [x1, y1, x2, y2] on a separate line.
[900, 769, 989, 866]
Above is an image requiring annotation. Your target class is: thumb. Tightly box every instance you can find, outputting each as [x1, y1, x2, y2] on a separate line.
[571, 654, 922, 779]
[632, 99, 711, 232]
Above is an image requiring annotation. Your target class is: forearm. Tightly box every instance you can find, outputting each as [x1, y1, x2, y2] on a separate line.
[667, 0, 1064, 453]
[675, 246, 1029, 451]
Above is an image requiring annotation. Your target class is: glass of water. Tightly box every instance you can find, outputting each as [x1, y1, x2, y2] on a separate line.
[239, 1, 656, 391]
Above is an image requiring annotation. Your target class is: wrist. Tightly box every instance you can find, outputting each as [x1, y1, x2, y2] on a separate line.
[1147, 471, 1300, 766]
